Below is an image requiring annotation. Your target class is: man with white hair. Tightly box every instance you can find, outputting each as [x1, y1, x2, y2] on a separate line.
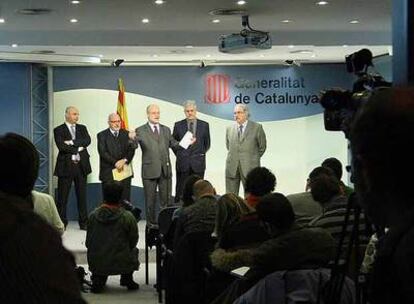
[97, 113, 136, 201]
[133, 104, 181, 225]
[225, 104, 267, 195]
[172, 100, 210, 204]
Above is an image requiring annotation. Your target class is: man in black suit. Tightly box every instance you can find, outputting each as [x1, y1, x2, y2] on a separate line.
[172, 100, 210, 204]
[54, 106, 91, 230]
[97, 113, 136, 201]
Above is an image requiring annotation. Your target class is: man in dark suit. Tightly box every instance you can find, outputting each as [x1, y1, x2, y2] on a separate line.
[132, 104, 184, 225]
[97, 113, 136, 201]
[54, 106, 91, 230]
[172, 100, 210, 204]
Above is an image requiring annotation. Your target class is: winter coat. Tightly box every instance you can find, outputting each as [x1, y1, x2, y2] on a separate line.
[86, 204, 139, 275]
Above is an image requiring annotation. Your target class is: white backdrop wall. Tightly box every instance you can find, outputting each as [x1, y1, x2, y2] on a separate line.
[53, 88, 348, 196]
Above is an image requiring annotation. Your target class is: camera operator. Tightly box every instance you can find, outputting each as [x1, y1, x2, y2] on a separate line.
[350, 87, 414, 304]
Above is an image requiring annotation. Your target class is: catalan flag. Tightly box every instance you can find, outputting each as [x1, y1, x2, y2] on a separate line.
[117, 78, 129, 130]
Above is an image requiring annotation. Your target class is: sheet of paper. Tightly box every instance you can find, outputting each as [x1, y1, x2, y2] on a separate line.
[179, 131, 193, 149]
[112, 163, 133, 181]
[230, 266, 250, 278]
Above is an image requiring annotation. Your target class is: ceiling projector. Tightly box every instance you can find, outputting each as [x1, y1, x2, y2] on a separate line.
[219, 15, 271, 53]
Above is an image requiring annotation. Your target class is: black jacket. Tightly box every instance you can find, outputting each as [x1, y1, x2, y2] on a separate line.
[172, 119, 210, 173]
[53, 123, 92, 177]
[97, 128, 135, 182]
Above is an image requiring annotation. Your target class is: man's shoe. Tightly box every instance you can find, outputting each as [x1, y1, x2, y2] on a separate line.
[120, 280, 140, 290]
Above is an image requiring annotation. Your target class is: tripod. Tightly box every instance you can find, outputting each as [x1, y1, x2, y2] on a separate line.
[323, 192, 372, 304]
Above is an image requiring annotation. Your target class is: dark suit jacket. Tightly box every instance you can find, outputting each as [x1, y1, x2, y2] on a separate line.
[172, 119, 210, 173]
[54, 123, 92, 177]
[135, 123, 179, 179]
[97, 128, 136, 182]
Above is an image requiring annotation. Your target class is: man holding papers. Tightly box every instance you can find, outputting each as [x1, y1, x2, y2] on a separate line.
[172, 100, 210, 204]
[97, 113, 136, 201]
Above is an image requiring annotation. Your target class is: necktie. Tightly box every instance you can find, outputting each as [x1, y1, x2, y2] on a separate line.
[238, 125, 243, 140]
[70, 125, 80, 161]
[114, 131, 118, 138]
[70, 125, 76, 139]
[153, 125, 159, 135]
[189, 121, 194, 134]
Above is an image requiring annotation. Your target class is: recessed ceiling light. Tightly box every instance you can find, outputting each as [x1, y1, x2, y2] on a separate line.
[0, 18, 5, 23]
[185, 45, 194, 49]
[342, 44, 349, 47]
[237, 0, 246, 5]
[71, 0, 81, 4]
[11, 44, 18, 48]
[212, 19, 220, 23]
[98, 54, 104, 58]
[281, 19, 291, 23]
[311, 54, 316, 58]
[154, 0, 165, 4]
[349, 20, 359, 24]
[259, 54, 265, 58]
[152, 54, 158, 58]
[142, 18, 149, 23]
[316, 1, 328, 5]
[288, 45, 295, 48]
[206, 54, 211, 58]
[70, 18, 78, 23]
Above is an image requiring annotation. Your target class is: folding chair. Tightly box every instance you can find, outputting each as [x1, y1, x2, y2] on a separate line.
[155, 206, 179, 303]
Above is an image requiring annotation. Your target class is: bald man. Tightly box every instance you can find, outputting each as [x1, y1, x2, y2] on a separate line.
[133, 104, 180, 225]
[97, 113, 136, 201]
[54, 106, 91, 230]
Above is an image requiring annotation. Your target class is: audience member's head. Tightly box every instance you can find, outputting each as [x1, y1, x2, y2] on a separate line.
[245, 166, 276, 197]
[350, 87, 414, 227]
[103, 182, 123, 205]
[214, 193, 252, 239]
[321, 157, 343, 180]
[0, 133, 39, 204]
[181, 174, 202, 207]
[0, 192, 84, 303]
[193, 180, 216, 200]
[306, 166, 335, 191]
[310, 174, 342, 206]
[256, 193, 295, 230]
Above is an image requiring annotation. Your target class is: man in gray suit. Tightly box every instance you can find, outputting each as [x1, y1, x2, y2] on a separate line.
[133, 104, 180, 225]
[225, 104, 267, 195]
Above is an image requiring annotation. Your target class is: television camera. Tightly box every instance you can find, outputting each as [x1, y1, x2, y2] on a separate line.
[319, 49, 391, 138]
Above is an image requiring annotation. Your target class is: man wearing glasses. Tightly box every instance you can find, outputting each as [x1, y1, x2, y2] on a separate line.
[225, 104, 267, 196]
[97, 113, 136, 201]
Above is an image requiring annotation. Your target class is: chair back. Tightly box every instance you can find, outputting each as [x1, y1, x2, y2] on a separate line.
[234, 268, 356, 304]
[158, 206, 179, 236]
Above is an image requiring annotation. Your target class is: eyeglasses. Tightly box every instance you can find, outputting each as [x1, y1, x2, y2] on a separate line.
[109, 120, 121, 123]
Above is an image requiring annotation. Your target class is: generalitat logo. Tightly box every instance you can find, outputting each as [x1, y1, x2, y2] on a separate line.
[204, 74, 230, 104]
